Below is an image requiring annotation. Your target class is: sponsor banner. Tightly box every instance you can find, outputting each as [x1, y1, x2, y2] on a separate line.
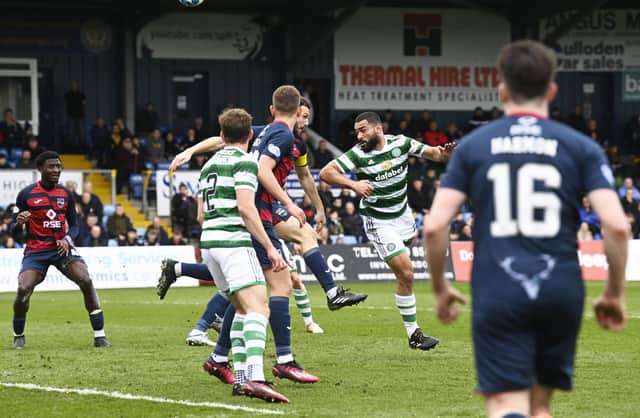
[292, 244, 454, 282]
[0, 246, 198, 293]
[450, 240, 640, 282]
[334, 8, 509, 110]
[623, 71, 640, 101]
[157, 169, 353, 215]
[0, 170, 83, 208]
[137, 13, 263, 60]
[540, 10, 640, 71]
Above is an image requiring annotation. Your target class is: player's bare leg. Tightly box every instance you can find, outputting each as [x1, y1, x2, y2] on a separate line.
[485, 390, 530, 418]
[276, 217, 367, 310]
[65, 261, 110, 347]
[387, 251, 438, 350]
[530, 385, 554, 418]
[12, 270, 44, 349]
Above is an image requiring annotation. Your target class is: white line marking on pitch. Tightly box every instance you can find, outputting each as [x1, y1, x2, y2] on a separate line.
[1, 382, 287, 415]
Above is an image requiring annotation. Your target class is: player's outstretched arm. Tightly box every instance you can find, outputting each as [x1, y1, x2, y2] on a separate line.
[295, 165, 325, 231]
[169, 136, 225, 172]
[420, 142, 456, 162]
[258, 155, 306, 227]
[320, 161, 373, 197]
[236, 189, 288, 272]
[588, 188, 629, 330]
[423, 187, 467, 324]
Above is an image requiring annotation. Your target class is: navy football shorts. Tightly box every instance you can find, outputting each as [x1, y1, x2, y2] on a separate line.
[20, 249, 84, 277]
[472, 276, 584, 393]
[251, 221, 285, 269]
[272, 202, 291, 225]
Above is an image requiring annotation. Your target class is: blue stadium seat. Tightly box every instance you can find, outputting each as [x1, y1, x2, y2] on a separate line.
[102, 215, 109, 229]
[156, 161, 171, 170]
[129, 174, 143, 199]
[103, 204, 115, 217]
[144, 161, 155, 170]
[139, 137, 147, 147]
[108, 239, 118, 247]
[0, 147, 7, 157]
[10, 148, 23, 161]
[342, 235, 358, 245]
[136, 227, 146, 238]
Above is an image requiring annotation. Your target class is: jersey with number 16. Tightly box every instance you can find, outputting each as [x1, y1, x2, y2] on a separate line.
[198, 147, 259, 249]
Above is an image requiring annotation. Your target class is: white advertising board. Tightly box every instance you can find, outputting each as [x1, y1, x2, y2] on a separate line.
[155, 170, 200, 217]
[0, 170, 83, 208]
[540, 10, 640, 71]
[334, 8, 510, 110]
[0, 246, 198, 293]
[137, 13, 263, 60]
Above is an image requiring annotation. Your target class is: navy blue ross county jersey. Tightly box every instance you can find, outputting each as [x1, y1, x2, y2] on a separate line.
[441, 114, 613, 299]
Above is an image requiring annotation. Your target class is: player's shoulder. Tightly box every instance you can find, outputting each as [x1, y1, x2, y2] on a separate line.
[19, 182, 38, 195]
[384, 134, 409, 144]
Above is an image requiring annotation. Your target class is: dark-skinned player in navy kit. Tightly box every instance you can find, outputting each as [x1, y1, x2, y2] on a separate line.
[11, 151, 110, 349]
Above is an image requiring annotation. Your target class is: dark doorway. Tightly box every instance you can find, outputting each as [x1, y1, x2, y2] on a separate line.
[577, 72, 614, 141]
[171, 72, 210, 138]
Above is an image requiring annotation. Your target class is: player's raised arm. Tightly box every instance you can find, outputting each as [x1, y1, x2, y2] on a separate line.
[294, 164, 325, 231]
[320, 160, 373, 198]
[169, 136, 225, 172]
[588, 188, 629, 330]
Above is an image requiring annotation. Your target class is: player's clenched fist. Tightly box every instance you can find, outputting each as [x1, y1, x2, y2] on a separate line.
[352, 180, 374, 197]
[16, 211, 31, 226]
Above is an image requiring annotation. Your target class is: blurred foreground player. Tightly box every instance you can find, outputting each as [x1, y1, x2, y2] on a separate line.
[424, 40, 627, 418]
[11, 151, 110, 349]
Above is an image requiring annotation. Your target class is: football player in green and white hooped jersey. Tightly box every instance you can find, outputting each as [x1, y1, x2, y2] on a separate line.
[197, 108, 289, 403]
[320, 111, 454, 351]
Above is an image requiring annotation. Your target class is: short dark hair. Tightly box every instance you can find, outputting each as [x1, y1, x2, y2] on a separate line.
[497, 40, 556, 103]
[300, 97, 311, 109]
[355, 112, 382, 125]
[218, 108, 253, 144]
[36, 151, 60, 168]
[272, 85, 301, 115]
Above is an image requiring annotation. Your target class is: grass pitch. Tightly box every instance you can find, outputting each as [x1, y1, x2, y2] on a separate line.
[0, 281, 638, 417]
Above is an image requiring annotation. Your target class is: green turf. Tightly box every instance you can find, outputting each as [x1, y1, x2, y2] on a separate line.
[0, 282, 638, 417]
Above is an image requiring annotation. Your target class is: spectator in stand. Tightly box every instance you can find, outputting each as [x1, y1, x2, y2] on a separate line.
[332, 196, 345, 217]
[81, 182, 104, 219]
[65, 180, 81, 202]
[424, 178, 440, 210]
[170, 183, 198, 238]
[90, 116, 110, 165]
[75, 203, 86, 231]
[145, 128, 165, 166]
[586, 119, 607, 148]
[118, 228, 140, 246]
[15, 149, 35, 169]
[193, 116, 207, 140]
[313, 139, 333, 168]
[618, 177, 640, 200]
[382, 121, 390, 133]
[25, 135, 45, 159]
[164, 131, 180, 160]
[458, 224, 472, 241]
[147, 216, 170, 245]
[339, 187, 358, 209]
[189, 154, 207, 170]
[0, 108, 24, 148]
[180, 128, 198, 153]
[170, 227, 188, 246]
[397, 120, 411, 136]
[342, 201, 364, 240]
[422, 120, 449, 146]
[327, 209, 344, 237]
[401, 111, 416, 135]
[579, 196, 602, 239]
[115, 117, 133, 140]
[81, 224, 108, 247]
[423, 167, 438, 190]
[107, 203, 134, 242]
[0, 151, 11, 169]
[576, 222, 594, 242]
[626, 212, 639, 238]
[113, 136, 144, 194]
[77, 213, 100, 246]
[135, 102, 158, 136]
[449, 212, 466, 238]
[621, 188, 640, 217]
[415, 111, 432, 138]
[143, 228, 161, 246]
[318, 180, 334, 212]
[382, 110, 395, 132]
[301, 195, 316, 225]
[105, 122, 122, 168]
[464, 107, 487, 133]
[445, 122, 462, 142]
[1, 235, 21, 249]
[64, 80, 86, 151]
[568, 104, 587, 134]
[489, 106, 503, 120]
[408, 177, 429, 213]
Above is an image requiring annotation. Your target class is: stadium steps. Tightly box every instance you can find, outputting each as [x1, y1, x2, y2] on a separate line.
[59, 154, 172, 235]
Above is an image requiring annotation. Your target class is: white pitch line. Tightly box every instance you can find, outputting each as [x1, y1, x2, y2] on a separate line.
[1, 382, 287, 416]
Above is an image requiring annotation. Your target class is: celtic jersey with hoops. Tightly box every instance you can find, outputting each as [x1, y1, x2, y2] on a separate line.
[335, 134, 426, 219]
[198, 146, 258, 248]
